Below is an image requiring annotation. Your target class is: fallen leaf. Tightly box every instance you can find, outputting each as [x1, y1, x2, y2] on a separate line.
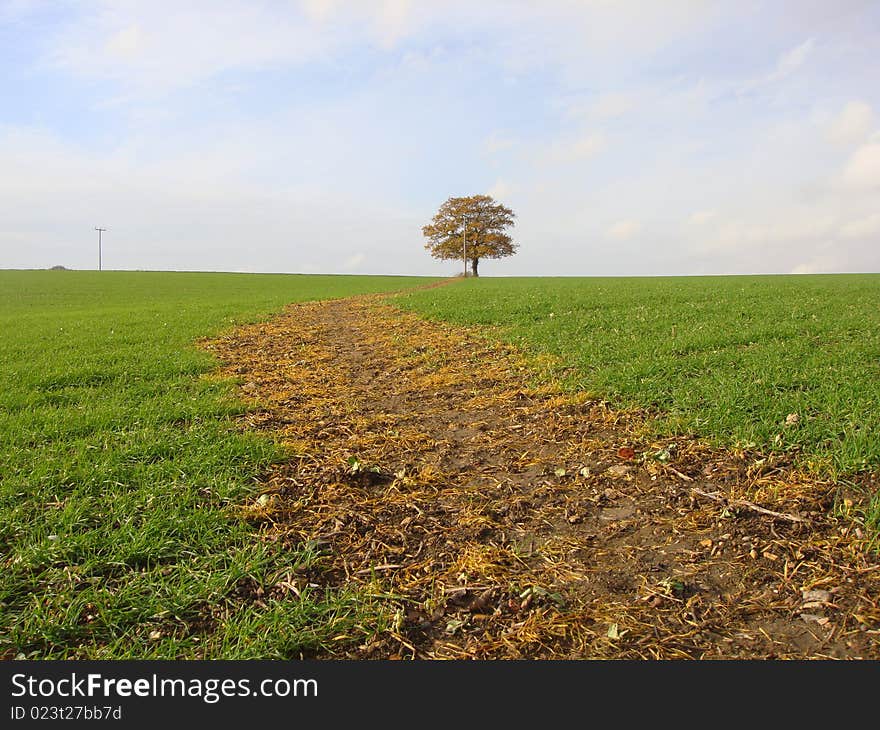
[801, 601, 827, 611]
[470, 588, 495, 612]
[444, 618, 465, 635]
[800, 613, 829, 626]
[801, 589, 832, 604]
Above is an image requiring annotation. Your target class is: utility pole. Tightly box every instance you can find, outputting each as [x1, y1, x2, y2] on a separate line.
[462, 216, 468, 277]
[95, 227, 107, 271]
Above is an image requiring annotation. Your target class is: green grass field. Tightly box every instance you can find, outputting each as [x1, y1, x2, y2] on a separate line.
[4, 270, 879, 659]
[397, 274, 880, 480]
[0, 270, 432, 658]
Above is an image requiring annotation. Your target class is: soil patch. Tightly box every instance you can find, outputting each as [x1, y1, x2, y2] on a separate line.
[202, 293, 880, 658]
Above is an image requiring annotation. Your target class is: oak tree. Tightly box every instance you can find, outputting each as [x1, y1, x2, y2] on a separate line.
[422, 194, 516, 277]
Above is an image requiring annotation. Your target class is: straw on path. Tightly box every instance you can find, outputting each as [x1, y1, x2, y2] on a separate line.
[203, 293, 880, 659]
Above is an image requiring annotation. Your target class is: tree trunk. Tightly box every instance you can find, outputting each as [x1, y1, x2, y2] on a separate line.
[471, 258, 479, 277]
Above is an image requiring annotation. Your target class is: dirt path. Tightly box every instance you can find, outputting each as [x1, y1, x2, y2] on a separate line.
[203, 293, 880, 659]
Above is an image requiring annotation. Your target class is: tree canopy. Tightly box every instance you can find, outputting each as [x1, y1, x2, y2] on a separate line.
[422, 194, 516, 277]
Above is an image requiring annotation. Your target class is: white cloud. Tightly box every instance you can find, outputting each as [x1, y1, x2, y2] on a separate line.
[570, 132, 605, 159]
[791, 255, 835, 274]
[105, 25, 144, 58]
[488, 179, 513, 200]
[791, 244, 852, 274]
[373, 0, 413, 49]
[49, 2, 348, 94]
[591, 93, 635, 119]
[606, 220, 641, 240]
[689, 206, 841, 261]
[841, 142, 880, 189]
[840, 214, 880, 239]
[740, 37, 815, 93]
[44, 1, 719, 100]
[484, 132, 516, 155]
[828, 101, 874, 145]
[688, 210, 716, 225]
[0, 124, 435, 274]
[0, 0, 36, 22]
[770, 38, 815, 81]
[301, 0, 339, 23]
[343, 252, 367, 270]
[545, 131, 605, 164]
[5, 1, 880, 277]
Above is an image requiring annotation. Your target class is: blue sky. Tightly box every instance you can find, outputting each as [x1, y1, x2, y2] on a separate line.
[1, 0, 879, 276]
